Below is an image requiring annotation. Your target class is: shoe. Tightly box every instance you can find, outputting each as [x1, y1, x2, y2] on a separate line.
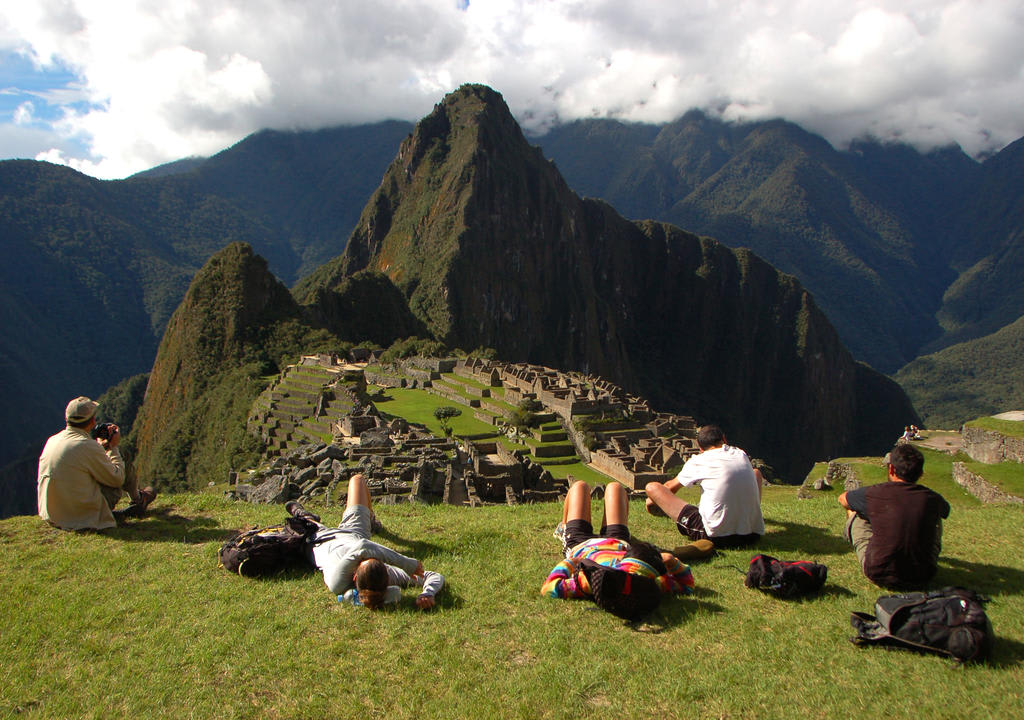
[672, 539, 715, 562]
[369, 513, 383, 534]
[553, 522, 570, 557]
[113, 502, 146, 521]
[136, 487, 157, 511]
[116, 487, 157, 521]
[286, 501, 321, 523]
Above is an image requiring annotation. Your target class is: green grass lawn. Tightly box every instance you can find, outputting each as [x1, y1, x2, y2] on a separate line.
[438, 371, 495, 393]
[373, 387, 587, 472]
[966, 417, 1024, 438]
[806, 449, 986, 503]
[962, 460, 1024, 498]
[808, 448, 1024, 503]
[372, 386, 492, 438]
[2, 478, 1022, 719]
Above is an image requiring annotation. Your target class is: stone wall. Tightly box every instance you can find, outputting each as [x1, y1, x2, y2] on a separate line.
[798, 459, 857, 498]
[825, 461, 861, 491]
[962, 426, 1024, 464]
[952, 462, 1024, 504]
[557, 415, 592, 464]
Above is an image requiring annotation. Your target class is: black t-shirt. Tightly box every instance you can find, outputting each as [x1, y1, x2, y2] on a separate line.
[846, 481, 950, 588]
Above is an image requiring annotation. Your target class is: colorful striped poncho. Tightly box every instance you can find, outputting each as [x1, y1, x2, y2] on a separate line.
[541, 537, 695, 599]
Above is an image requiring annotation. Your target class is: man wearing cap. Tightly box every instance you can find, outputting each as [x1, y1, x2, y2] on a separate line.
[37, 396, 156, 530]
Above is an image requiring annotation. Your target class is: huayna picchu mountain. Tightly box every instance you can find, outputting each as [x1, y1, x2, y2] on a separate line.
[130, 243, 331, 489]
[130, 242, 432, 488]
[292, 84, 915, 481]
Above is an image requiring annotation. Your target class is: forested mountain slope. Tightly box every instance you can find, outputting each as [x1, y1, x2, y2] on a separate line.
[537, 115, 994, 373]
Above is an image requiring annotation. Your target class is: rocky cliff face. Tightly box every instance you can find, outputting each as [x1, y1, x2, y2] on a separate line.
[300, 84, 916, 479]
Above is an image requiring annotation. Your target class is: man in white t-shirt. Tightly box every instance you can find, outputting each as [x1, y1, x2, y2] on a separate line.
[644, 424, 765, 550]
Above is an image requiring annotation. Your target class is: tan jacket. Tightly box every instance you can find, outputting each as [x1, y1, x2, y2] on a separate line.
[37, 426, 125, 530]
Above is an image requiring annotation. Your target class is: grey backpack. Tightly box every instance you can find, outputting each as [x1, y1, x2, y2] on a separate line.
[850, 586, 993, 662]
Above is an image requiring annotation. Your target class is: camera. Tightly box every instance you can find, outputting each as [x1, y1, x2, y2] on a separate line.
[94, 422, 117, 441]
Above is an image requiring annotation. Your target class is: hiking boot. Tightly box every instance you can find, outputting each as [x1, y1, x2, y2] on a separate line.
[114, 487, 157, 522]
[113, 502, 146, 522]
[136, 487, 157, 511]
[285, 501, 321, 523]
[369, 513, 383, 535]
[672, 539, 715, 562]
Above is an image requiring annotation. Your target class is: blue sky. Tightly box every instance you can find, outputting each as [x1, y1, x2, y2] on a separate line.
[0, 53, 89, 160]
[2, 1, 1023, 179]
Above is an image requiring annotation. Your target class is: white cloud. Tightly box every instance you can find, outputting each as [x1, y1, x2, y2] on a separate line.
[1, 0, 1022, 178]
[12, 100, 33, 124]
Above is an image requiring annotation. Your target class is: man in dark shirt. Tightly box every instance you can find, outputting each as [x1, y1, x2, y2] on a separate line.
[838, 443, 950, 589]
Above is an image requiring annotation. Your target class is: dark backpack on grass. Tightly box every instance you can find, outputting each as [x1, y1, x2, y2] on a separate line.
[218, 516, 320, 577]
[744, 554, 827, 598]
[850, 587, 993, 662]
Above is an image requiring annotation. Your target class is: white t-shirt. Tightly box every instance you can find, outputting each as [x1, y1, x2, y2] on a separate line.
[675, 445, 765, 537]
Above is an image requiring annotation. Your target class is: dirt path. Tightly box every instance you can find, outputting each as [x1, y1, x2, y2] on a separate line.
[916, 430, 962, 454]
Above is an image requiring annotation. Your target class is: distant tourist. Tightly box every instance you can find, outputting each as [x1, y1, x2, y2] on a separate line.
[296, 473, 443, 610]
[644, 424, 765, 551]
[901, 426, 914, 443]
[838, 443, 949, 589]
[543, 480, 694, 620]
[37, 396, 156, 530]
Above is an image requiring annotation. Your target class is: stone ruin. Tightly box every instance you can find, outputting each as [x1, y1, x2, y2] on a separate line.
[453, 357, 701, 489]
[233, 352, 714, 509]
[233, 380, 569, 507]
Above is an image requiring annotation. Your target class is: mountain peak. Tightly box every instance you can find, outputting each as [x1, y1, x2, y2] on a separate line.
[297, 82, 566, 340]
[131, 242, 314, 486]
[297, 84, 914, 478]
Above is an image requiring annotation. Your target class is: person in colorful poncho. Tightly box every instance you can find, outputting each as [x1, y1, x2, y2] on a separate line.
[542, 480, 694, 620]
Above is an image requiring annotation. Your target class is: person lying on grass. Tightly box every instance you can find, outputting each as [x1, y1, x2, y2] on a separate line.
[289, 473, 443, 610]
[543, 480, 694, 620]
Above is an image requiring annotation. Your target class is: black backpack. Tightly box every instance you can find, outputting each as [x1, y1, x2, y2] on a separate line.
[850, 586, 993, 662]
[218, 516, 320, 577]
[745, 554, 828, 598]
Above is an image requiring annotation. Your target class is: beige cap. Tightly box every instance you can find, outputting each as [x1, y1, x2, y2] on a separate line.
[65, 396, 99, 424]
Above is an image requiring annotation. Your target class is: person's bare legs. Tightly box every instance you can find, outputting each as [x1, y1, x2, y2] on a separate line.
[601, 481, 629, 529]
[346, 472, 384, 535]
[347, 472, 373, 510]
[562, 480, 592, 525]
[644, 480, 689, 521]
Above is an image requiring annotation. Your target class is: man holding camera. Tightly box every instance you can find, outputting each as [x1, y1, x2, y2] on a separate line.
[37, 396, 156, 530]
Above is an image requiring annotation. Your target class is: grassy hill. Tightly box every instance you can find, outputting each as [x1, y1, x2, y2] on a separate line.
[3, 447, 1022, 719]
[894, 314, 1024, 428]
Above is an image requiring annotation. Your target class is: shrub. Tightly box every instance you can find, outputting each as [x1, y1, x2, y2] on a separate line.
[434, 406, 462, 436]
[509, 408, 538, 430]
[380, 336, 447, 361]
[518, 398, 543, 412]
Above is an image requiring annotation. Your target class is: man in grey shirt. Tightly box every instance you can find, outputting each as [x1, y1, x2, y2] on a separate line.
[301, 473, 444, 610]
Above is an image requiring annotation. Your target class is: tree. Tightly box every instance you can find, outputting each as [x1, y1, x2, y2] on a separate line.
[433, 406, 462, 437]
